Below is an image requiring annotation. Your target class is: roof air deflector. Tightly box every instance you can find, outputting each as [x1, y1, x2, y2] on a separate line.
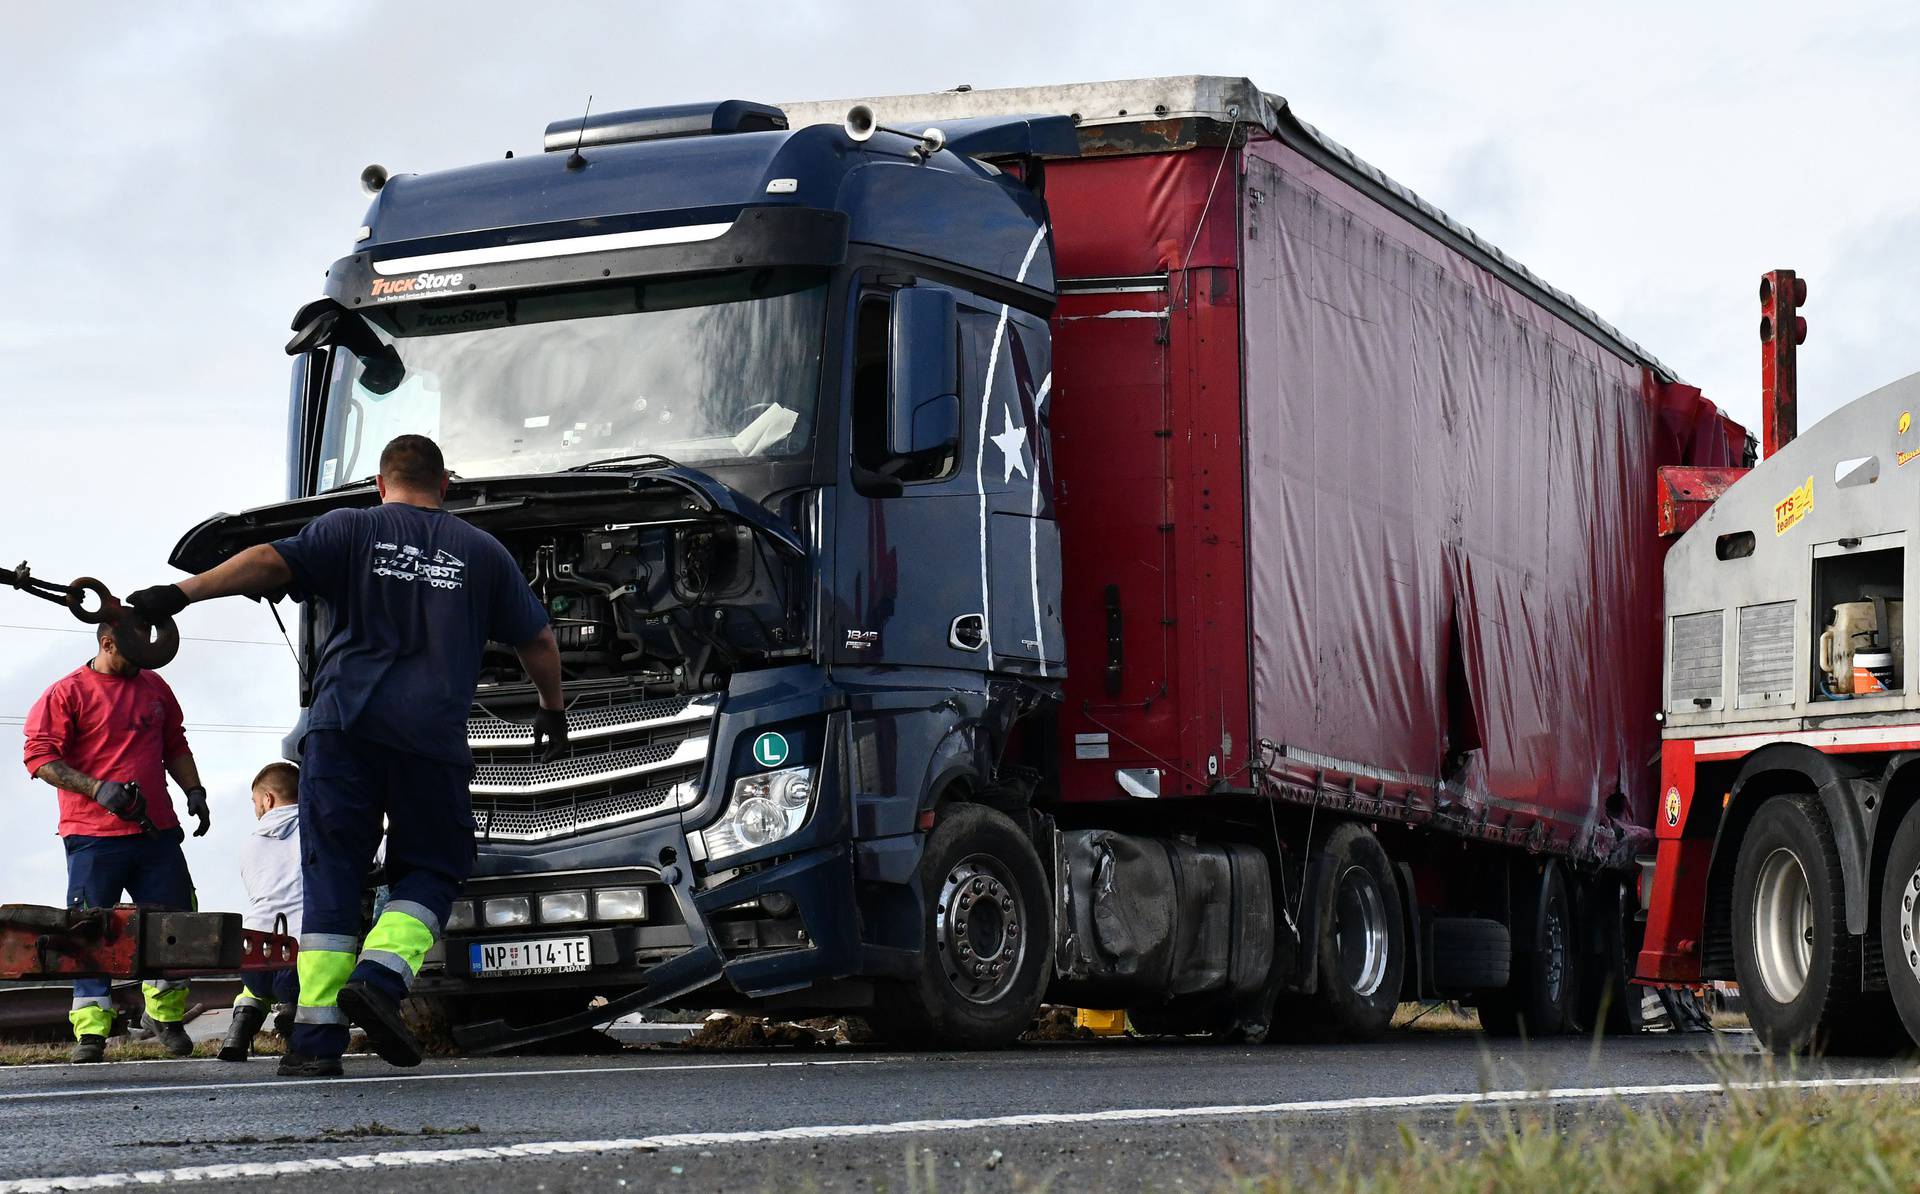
[544, 100, 788, 152]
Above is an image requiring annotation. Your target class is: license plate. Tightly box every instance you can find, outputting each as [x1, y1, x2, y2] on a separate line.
[469, 936, 593, 976]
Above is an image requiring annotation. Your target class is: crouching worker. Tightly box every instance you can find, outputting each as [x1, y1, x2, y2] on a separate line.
[129, 434, 567, 1078]
[220, 762, 303, 1062]
[22, 618, 211, 1064]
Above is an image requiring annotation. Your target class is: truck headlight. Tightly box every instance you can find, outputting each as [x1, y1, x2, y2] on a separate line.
[483, 896, 532, 928]
[446, 900, 477, 932]
[697, 767, 815, 863]
[538, 891, 590, 924]
[593, 888, 649, 921]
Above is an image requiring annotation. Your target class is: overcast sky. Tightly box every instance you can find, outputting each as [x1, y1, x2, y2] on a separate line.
[2, 1, 1916, 915]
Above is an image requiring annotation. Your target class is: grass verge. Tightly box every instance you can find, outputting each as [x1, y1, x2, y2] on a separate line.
[0, 1034, 289, 1066]
[1250, 1079, 1920, 1192]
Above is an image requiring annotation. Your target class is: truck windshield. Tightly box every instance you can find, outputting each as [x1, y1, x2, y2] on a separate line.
[313, 267, 827, 489]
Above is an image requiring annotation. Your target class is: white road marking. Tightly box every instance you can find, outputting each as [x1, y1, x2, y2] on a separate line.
[7, 1073, 1920, 1191]
[0, 1056, 889, 1104]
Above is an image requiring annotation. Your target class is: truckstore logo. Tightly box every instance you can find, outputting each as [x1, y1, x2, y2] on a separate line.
[369, 270, 466, 299]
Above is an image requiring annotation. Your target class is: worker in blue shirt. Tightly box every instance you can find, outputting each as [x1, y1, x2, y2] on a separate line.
[130, 434, 567, 1078]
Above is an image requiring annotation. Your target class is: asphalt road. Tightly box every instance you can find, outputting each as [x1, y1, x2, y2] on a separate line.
[2, 1027, 1916, 1192]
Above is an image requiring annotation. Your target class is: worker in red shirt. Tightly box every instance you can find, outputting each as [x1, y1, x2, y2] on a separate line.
[22, 617, 211, 1064]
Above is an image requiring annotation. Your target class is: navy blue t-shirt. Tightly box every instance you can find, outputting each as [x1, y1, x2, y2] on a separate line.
[272, 504, 548, 765]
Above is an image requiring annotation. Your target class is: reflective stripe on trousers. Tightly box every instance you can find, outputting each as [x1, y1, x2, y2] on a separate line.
[142, 980, 187, 1024]
[296, 933, 357, 1023]
[69, 996, 113, 1040]
[358, 906, 439, 988]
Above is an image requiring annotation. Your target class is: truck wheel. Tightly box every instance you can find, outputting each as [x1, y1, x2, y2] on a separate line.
[1480, 861, 1578, 1037]
[1293, 822, 1404, 1041]
[866, 802, 1053, 1050]
[1875, 805, 1920, 1050]
[1734, 793, 1897, 1054]
[1574, 877, 1646, 1036]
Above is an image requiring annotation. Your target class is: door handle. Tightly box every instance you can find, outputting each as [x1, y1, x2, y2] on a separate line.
[949, 613, 985, 652]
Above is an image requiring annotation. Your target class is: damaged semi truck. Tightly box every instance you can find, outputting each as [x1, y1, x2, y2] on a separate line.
[171, 77, 1744, 1050]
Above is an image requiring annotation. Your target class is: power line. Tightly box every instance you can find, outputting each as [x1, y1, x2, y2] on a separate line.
[0, 623, 284, 648]
[0, 716, 288, 737]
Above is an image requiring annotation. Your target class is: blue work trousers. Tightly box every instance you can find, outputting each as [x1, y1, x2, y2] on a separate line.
[64, 830, 196, 1036]
[293, 729, 475, 1057]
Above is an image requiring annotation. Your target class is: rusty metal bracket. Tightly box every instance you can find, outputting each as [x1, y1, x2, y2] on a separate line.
[0, 904, 296, 981]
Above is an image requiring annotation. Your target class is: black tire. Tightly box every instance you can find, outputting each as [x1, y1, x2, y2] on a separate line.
[1480, 861, 1578, 1037]
[1574, 877, 1647, 1037]
[866, 803, 1053, 1050]
[1733, 793, 1899, 1055]
[1876, 805, 1920, 1051]
[1429, 917, 1511, 993]
[1294, 822, 1405, 1041]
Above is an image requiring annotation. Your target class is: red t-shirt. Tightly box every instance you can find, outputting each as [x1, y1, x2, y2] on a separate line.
[21, 664, 190, 838]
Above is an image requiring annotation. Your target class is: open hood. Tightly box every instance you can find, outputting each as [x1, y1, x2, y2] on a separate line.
[169, 464, 805, 573]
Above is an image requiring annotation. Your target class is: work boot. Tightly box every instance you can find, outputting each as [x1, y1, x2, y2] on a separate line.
[218, 1004, 268, 1063]
[70, 1035, 106, 1064]
[276, 1051, 344, 1078]
[337, 981, 423, 1067]
[143, 1012, 193, 1058]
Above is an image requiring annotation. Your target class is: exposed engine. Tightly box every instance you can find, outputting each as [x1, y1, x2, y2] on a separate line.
[480, 517, 805, 693]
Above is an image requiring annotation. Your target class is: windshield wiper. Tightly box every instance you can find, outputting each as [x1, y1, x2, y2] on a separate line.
[566, 453, 681, 474]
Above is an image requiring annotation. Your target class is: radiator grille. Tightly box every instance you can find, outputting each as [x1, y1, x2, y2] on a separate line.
[468, 694, 701, 746]
[467, 693, 715, 841]
[1669, 611, 1724, 709]
[1738, 602, 1796, 699]
[473, 778, 695, 842]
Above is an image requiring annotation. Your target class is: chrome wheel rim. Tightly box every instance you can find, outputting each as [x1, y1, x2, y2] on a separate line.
[1333, 865, 1390, 998]
[1900, 866, 1920, 981]
[1752, 846, 1814, 1004]
[935, 854, 1026, 1004]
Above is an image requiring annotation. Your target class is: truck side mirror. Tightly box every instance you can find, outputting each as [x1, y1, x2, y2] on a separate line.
[889, 288, 960, 458]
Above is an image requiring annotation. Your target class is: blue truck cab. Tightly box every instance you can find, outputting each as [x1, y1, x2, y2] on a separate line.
[171, 99, 1078, 1050]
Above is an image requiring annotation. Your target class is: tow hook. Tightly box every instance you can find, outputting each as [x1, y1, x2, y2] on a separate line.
[4, 562, 180, 668]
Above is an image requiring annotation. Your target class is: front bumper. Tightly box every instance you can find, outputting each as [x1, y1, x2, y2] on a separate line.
[424, 830, 905, 1051]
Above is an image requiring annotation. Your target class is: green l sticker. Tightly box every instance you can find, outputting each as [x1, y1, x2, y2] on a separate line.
[752, 732, 790, 768]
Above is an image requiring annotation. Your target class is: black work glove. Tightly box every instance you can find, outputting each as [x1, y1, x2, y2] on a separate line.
[94, 780, 146, 822]
[184, 785, 211, 837]
[531, 707, 569, 763]
[126, 584, 189, 620]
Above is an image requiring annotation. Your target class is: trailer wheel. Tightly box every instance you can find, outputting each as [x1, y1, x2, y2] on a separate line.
[1479, 861, 1578, 1037]
[1289, 822, 1404, 1041]
[866, 802, 1053, 1050]
[1574, 877, 1646, 1036]
[1875, 804, 1920, 1051]
[1733, 793, 1898, 1054]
